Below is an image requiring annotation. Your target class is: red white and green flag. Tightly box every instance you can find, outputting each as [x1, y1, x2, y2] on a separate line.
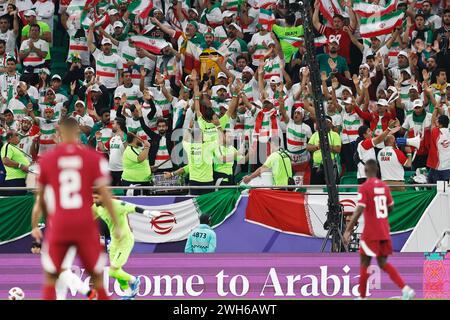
[314, 35, 328, 47]
[319, 0, 347, 25]
[130, 35, 170, 54]
[179, 36, 202, 74]
[359, 11, 404, 38]
[258, 0, 278, 9]
[279, 36, 304, 48]
[352, 0, 398, 18]
[128, 0, 154, 19]
[258, 8, 276, 31]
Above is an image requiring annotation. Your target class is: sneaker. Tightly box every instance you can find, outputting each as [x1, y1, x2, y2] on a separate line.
[402, 286, 415, 300]
[87, 289, 98, 300]
[129, 277, 141, 298]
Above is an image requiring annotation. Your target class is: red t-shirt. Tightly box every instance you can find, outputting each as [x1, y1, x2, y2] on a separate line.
[357, 178, 394, 241]
[427, 127, 441, 169]
[37, 143, 110, 241]
[319, 25, 352, 64]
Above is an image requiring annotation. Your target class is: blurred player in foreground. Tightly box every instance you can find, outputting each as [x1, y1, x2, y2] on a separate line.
[31, 194, 97, 300]
[343, 160, 415, 300]
[31, 117, 121, 300]
[92, 191, 156, 299]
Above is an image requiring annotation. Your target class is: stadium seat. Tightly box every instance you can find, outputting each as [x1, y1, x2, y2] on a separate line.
[339, 171, 358, 192]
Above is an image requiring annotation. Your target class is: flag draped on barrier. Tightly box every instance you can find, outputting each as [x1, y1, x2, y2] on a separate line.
[0, 188, 437, 244]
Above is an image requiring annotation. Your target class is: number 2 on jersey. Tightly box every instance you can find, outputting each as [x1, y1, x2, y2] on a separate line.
[58, 156, 83, 209]
[374, 195, 388, 219]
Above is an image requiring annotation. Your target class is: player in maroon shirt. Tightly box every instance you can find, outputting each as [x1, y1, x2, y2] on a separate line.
[31, 117, 122, 300]
[343, 160, 415, 300]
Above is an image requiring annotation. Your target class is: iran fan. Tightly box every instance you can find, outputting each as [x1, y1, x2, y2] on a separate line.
[31, 117, 121, 300]
[427, 111, 450, 183]
[355, 124, 399, 184]
[343, 159, 415, 300]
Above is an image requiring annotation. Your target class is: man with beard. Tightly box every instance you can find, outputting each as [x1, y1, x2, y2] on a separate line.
[155, 43, 182, 88]
[97, 117, 128, 187]
[114, 70, 143, 106]
[204, 29, 221, 50]
[19, 23, 49, 79]
[214, 11, 235, 43]
[6, 81, 38, 122]
[435, 9, 450, 53]
[86, 83, 110, 116]
[219, 23, 248, 69]
[0, 13, 19, 57]
[404, 14, 434, 47]
[421, 0, 441, 30]
[121, 132, 152, 195]
[89, 109, 113, 155]
[28, 105, 59, 156]
[312, 0, 357, 66]
[137, 106, 175, 174]
[388, 51, 411, 83]
[0, 57, 20, 105]
[71, 100, 94, 137]
[17, 116, 39, 158]
[317, 38, 351, 79]
[87, 24, 124, 97]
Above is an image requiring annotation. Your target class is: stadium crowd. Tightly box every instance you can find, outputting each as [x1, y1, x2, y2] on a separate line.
[0, 0, 449, 196]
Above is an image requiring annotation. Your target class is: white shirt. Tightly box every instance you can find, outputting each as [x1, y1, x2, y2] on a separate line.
[402, 113, 432, 137]
[248, 32, 274, 66]
[0, 29, 17, 57]
[35, 0, 55, 33]
[92, 49, 123, 89]
[356, 138, 377, 179]
[108, 134, 126, 171]
[436, 128, 450, 171]
[378, 146, 407, 181]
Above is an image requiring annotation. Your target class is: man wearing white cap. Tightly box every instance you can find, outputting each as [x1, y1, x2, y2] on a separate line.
[211, 85, 230, 115]
[402, 85, 421, 117]
[241, 66, 259, 104]
[400, 99, 432, 169]
[21, 10, 51, 44]
[87, 23, 124, 92]
[248, 24, 274, 68]
[354, 98, 397, 149]
[214, 10, 235, 43]
[279, 103, 313, 184]
[317, 37, 350, 79]
[17, 116, 38, 157]
[387, 50, 410, 83]
[339, 96, 364, 171]
[218, 23, 248, 69]
[71, 100, 94, 136]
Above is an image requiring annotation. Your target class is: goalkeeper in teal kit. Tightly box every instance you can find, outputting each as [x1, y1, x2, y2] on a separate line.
[92, 192, 155, 299]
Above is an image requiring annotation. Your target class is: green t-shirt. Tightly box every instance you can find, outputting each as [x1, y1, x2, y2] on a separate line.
[263, 151, 292, 186]
[183, 140, 214, 183]
[0, 142, 30, 180]
[308, 131, 342, 165]
[272, 24, 304, 63]
[21, 21, 51, 60]
[213, 145, 241, 178]
[316, 54, 349, 77]
[92, 199, 136, 243]
[198, 114, 230, 143]
[122, 145, 151, 182]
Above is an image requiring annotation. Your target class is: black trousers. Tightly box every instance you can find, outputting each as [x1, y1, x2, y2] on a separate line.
[189, 180, 214, 196]
[110, 171, 123, 186]
[341, 143, 357, 172]
[412, 155, 428, 171]
[0, 178, 27, 196]
[121, 179, 152, 196]
[213, 172, 234, 185]
[310, 164, 340, 185]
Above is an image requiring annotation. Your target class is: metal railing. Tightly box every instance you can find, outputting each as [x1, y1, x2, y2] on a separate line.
[0, 184, 438, 192]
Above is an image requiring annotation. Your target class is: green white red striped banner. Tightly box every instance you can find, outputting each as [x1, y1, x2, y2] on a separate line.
[359, 11, 404, 38]
[130, 35, 169, 54]
[353, 0, 398, 18]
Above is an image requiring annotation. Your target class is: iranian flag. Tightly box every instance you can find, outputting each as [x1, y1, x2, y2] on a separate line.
[180, 36, 203, 74]
[319, 0, 348, 25]
[128, 0, 154, 19]
[259, 8, 276, 31]
[352, 0, 398, 18]
[127, 189, 241, 243]
[258, 0, 278, 9]
[314, 35, 328, 47]
[130, 35, 170, 54]
[359, 11, 404, 38]
[280, 36, 304, 48]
